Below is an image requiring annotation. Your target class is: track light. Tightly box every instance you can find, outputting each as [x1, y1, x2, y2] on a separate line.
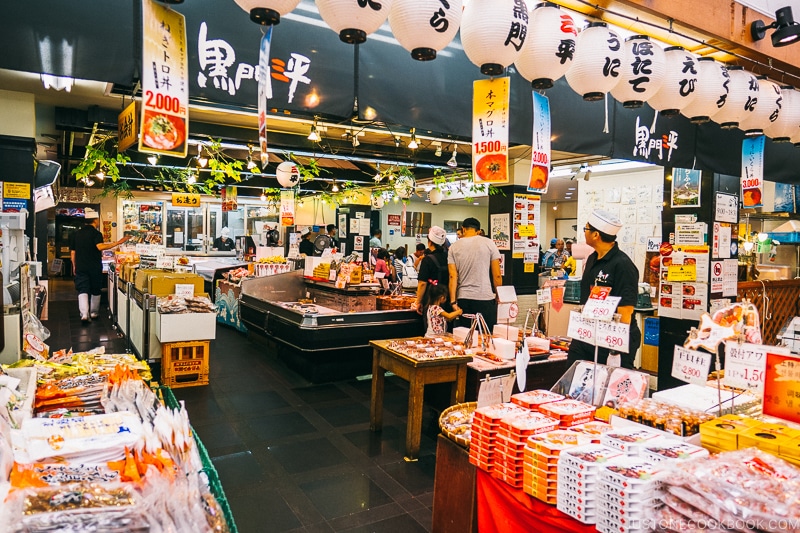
[260, 190, 267, 201]
[196, 145, 208, 168]
[147, 154, 158, 166]
[408, 128, 418, 150]
[447, 146, 458, 167]
[433, 141, 442, 157]
[752, 6, 800, 47]
[95, 170, 105, 180]
[394, 136, 401, 148]
[187, 172, 197, 185]
[308, 118, 321, 142]
[247, 145, 257, 170]
[332, 180, 339, 193]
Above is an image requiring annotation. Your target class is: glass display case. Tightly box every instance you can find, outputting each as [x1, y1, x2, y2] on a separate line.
[122, 200, 164, 245]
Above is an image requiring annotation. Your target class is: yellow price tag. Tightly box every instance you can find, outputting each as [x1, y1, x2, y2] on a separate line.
[667, 264, 697, 282]
[171, 193, 201, 207]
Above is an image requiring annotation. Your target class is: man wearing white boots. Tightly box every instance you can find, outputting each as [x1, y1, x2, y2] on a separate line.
[69, 208, 129, 324]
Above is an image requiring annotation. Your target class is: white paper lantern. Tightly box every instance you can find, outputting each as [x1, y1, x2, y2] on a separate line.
[565, 22, 624, 101]
[275, 161, 300, 188]
[710, 66, 759, 129]
[646, 47, 699, 116]
[316, 0, 394, 44]
[739, 77, 782, 136]
[389, 0, 462, 61]
[429, 188, 443, 205]
[371, 195, 385, 209]
[461, 0, 529, 76]
[395, 175, 415, 198]
[233, 0, 301, 25]
[679, 58, 729, 124]
[609, 35, 666, 108]
[764, 86, 800, 142]
[514, 3, 577, 90]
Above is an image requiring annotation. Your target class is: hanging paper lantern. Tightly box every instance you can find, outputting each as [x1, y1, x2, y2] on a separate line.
[316, 0, 394, 44]
[461, 0, 529, 76]
[429, 188, 443, 205]
[565, 22, 625, 101]
[395, 174, 416, 198]
[371, 195, 385, 209]
[739, 77, 782, 136]
[764, 86, 800, 142]
[646, 47, 699, 116]
[233, 0, 301, 25]
[680, 58, 729, 124]
[514, 3, 577, 90]
[609, 35, 666, 108]
[389, 0, 462, 61]
[275, 161, 300, 188]
[710, 66, 759, 129]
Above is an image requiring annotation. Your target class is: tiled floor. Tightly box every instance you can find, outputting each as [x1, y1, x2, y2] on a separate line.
[43, 280, 438, 533]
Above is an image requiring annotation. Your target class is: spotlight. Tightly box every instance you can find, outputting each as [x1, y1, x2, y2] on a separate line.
[147, 154, 158, 166]
[260, 190, 267, 201]
[332, 181, 339, 193]
[433, 141, 442, 157]
[196, 145, 208, 168]
[95, 170, 105, 180]
[751, 6, 800, 47]
[553, 203, 558, 211]
[308, 118, 321, 142]
[447, 146, 458, 168]
[187, 173, 197, 185]
[247, 145, 257, 170]
[394, 136, 401, 148]
[408, 128, 418, 150]
[352, 132, 360, 148]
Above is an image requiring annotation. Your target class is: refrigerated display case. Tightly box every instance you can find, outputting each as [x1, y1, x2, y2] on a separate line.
[122, 201, 163, 245]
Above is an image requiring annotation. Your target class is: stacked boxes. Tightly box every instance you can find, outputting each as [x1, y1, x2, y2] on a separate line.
[469, 403, 528, 472]
[698, 414, 764, 453]
[568, 421, 614, 443]
[161, 340, 210, 388]
[523, 430, 591, 504]
[557, 445, 623, 524]
[600, 428, 668, 457]
[492, 412, 559, 488]
[510, 390, 564, 410]
[596, 458, 664, 533]
[540, 399, 597, 428]
[641, 442, 709, 465]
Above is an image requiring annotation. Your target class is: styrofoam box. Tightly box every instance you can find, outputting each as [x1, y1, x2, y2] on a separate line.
[493, 324, 519, 341]
[453, 327, 480, 347]
[488, 337, 516, 360]
[156, 310, 217, 343]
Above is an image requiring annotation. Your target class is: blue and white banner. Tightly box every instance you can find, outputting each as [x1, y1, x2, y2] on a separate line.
[528, 92, 550, 193]
[741, 135, 765, 208]
[258, 26, 273, 169]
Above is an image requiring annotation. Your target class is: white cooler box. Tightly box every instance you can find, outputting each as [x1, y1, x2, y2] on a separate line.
[156, 311, 217, 343]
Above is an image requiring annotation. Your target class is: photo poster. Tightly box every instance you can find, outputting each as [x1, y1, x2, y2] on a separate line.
[512, 193, 540, 259]
[491, 213, 510, 250]
[671, 168, 701, 208]
[338, 213, 347, 240]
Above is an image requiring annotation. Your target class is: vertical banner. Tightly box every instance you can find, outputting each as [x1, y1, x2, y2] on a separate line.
[280, 189, 295, 226]
[258, 26, 273, 169]
[140, 0, 189, 158]
[222, 186, 238, 212]
[528, 92, 551, 193]
[741, 135, 765, 208]
[472, 77, 510, 184]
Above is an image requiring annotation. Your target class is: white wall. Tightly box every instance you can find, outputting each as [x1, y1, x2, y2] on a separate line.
[540, 201, 579, 244]
[0, 90, 35, 138]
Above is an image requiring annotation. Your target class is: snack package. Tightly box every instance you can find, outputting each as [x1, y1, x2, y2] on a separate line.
[601, 368, 650, 409]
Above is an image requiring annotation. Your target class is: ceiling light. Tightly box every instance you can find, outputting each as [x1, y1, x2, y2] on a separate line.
[308, 118, 321, 142]
[752, 6, 800, 47]
[260, 190, 267, 201]
[247, 145, 257, 169]
[408, 128, 418, 150]
[332, 181, 339, 193]
[40, 74, 74, 92]
[553, 203, 558, 211]
[187, 173, 197, 185]
[567, 187, 576, 191]
[394, 136, 401, 148]
[196, 145, 208, 168]
[95, 170, 105, 180]
[447, 146, 458, 167]
[147, 154, 158, 166]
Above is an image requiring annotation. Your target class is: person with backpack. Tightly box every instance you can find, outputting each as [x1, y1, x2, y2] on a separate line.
[540, 238, 558, 269]
[411, 226, 450, 314]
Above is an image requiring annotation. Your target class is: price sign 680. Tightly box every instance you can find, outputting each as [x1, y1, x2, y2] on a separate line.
[596, 321, 630, 353]
[567, 311, 596, 344]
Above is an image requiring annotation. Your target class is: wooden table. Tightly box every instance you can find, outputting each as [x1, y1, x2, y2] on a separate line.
[369, 339, 472, 461]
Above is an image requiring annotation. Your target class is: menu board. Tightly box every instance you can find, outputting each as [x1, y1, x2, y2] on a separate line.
[512, 193, 540, 260]
[657, 245, 710, 320]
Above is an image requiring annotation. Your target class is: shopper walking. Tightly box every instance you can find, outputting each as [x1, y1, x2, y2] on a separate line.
[412, 226, 450, 313]
[448, 217, 503, 329]
[69, 208, 129, 324]
[567, 209, 641, 369]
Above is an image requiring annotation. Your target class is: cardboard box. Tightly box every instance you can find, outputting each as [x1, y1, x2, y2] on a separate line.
[134, 269, 163, 292]
[156, 309, 217, 342]
[149, 273, 205, 296]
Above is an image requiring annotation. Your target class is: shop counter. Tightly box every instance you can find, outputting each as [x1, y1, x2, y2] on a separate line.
[240, 271, 423, 382]
[191, 258, 248, 301]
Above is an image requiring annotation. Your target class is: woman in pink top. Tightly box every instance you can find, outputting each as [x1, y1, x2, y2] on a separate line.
[375, 248, 393, 279]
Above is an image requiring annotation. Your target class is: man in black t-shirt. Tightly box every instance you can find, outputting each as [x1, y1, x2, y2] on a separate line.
[567, 210, 641, 369]
[298, 227, 315, 256]
[69, 208, 129, 324]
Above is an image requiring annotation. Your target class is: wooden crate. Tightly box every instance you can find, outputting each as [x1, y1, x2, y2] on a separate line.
[161, 340, 210, 388]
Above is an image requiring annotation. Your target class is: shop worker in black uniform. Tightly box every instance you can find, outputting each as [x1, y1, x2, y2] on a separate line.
[299, 227, 316, 256]
[69, 208, 129, 324]
[567, 209, 641, 369]
[326, 224, 339, 250]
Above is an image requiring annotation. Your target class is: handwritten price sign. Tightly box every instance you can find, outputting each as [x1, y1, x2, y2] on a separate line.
[582, 296, 621, 321]
[724, 341, 788, 392]
[567, 311, 596, 344]
[537, 288, 552, 304]
[596, 321, 630, 353]
[672, 345, 712, 385]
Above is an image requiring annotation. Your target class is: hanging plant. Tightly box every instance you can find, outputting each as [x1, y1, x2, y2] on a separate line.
[71, 136, 130, 186]
[288, 153, 328, 182]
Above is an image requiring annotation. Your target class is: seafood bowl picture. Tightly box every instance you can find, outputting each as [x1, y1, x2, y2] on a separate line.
[142, 110, 186, 152]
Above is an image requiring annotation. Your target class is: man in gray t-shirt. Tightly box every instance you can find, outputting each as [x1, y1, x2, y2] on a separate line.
[448, 217, 503, 329]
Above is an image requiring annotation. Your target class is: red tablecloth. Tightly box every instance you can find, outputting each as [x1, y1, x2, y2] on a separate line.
[476, 469, 595, 533]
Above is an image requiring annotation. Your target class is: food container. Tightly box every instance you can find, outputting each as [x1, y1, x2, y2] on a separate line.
[699, 414, 764, 451]
[738, 423, 800, 455]
[600, 428, 669, 456]
[641, 442, 709, 464]
[558, 444, 624, 471]
[511, 390, 565, 410]
[539, 399, 597, 427]
[569, 421, 614, 442]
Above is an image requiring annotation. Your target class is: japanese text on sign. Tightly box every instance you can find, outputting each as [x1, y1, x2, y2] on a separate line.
[723, 341, 786, 392]
[4, 182, 30, 199]
[472, 77, 510, 184]
[596, 321, 630, 353]
[582, 296, 621, 321]
[666, 264, 697, 282]
[671, 345, 712, 385]
[171, 193, 200, 207]
[763, 351, 800, 425]
[567, 311, 596, 343]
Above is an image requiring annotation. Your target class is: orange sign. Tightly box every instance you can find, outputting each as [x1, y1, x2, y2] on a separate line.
[171, 193, 200, 207]
[117, 101, 137, 152]
[763, 351, 800, 424]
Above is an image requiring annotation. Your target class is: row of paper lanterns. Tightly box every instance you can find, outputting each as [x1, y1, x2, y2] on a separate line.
[233, 0, 800, 144]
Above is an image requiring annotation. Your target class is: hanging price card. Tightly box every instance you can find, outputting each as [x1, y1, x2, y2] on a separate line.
[156, 255, 175, 270]
[567, 311, 596, 344]
[596, 321, 630, 353]
[724, 341, 788, 393]
[671, 345, 712, 385]
[536, 288, 551, 304]
[582, 296, 621, 321]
